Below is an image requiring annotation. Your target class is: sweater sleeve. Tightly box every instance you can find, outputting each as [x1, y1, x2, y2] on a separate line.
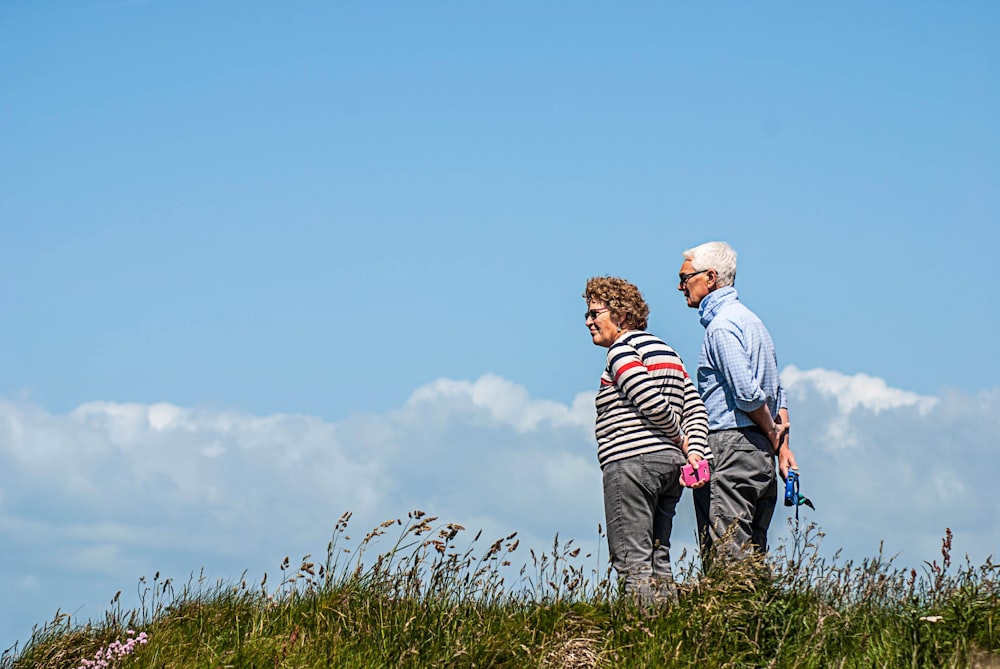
[679, 373, 710, 458]
[607, 340, 683, 444]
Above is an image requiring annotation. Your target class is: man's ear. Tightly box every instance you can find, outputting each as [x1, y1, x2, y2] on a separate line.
[706, 269, 719, 289]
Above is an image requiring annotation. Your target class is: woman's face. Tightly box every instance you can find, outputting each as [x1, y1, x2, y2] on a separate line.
[586, 298, 621, 348]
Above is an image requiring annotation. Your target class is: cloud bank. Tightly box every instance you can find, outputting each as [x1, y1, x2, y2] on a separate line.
[2, 368, 998, 650]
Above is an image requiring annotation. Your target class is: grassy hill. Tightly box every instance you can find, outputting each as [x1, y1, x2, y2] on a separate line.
[3, 513, 998, 668]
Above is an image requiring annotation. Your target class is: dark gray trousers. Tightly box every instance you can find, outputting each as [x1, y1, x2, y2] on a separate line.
[693, 427, 777, 566]
[602, 450, 686, 604]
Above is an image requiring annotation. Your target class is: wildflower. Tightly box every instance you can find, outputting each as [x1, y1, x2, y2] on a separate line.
[75, 631, 148, 669]
[919, 616, 944, 623]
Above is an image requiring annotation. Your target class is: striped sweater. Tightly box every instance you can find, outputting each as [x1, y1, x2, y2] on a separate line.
[594, 331, 709, 468]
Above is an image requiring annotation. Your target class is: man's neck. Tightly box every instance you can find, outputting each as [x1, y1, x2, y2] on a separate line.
[699, 286, 738, 326]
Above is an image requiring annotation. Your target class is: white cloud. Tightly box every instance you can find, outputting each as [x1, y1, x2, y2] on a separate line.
[402, 374, 595, 434]
[780, 368, 999, 568]
[0, 377, 605, 651]
[783, 365, 938, 415]
[1, 370, 998, 652]
[782, 365, 938, 451]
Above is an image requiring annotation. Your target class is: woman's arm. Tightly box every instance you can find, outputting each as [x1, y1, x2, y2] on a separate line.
[607, 340, 683, 444]
[679, 373, 709, 462]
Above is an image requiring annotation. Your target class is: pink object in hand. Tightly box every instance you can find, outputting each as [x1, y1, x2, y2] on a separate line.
[680, 459, 711, 487]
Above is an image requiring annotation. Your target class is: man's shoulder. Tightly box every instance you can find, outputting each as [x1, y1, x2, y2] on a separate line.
[704, 301, 769, 346]
[715, 299, 762, 325]
[707, 300, 751, 328]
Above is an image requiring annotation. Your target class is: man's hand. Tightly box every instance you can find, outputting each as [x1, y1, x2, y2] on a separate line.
[772, 409, 794, 457]
[778, 445, 798, 480]
[748, 404, 789, 454]
[774, 408, 796, 479]
[772, 421, 790, 454]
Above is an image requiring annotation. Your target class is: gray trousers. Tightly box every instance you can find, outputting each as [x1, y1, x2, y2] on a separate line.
[602, 450, 686, 605]
[693, 427, 777, 566]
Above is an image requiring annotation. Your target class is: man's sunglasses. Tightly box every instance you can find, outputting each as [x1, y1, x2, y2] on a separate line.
[679, 269, 709, 286]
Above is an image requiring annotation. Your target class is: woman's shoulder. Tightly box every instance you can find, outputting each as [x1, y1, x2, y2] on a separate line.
[618, 330, 676, 353]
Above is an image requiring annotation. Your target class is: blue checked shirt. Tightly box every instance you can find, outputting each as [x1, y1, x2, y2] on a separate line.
[697, 286, 786, 432]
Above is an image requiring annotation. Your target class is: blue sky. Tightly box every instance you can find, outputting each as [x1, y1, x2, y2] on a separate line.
[1, 0, 998, 653]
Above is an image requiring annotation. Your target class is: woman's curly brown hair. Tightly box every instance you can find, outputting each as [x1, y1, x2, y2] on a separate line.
[583, 276, 650, 331]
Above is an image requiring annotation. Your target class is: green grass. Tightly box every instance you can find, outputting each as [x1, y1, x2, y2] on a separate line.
[4, 514, 998, 668]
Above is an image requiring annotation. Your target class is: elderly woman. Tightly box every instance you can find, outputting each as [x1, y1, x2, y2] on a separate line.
[584, 276, 709, 604]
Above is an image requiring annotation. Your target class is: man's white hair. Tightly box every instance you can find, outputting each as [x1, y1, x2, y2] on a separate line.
[683, 241, 737, 287]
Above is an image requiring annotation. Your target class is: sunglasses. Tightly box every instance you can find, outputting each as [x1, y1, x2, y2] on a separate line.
[584, 308, 610, 322]
[679, 269, 709, 286]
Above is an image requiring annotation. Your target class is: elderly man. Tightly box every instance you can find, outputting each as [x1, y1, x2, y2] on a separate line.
[678, 241, 798, 564]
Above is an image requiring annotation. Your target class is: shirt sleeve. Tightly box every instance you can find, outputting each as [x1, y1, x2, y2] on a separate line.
[706, 326, 768, 413]
[607, 341, 683, 444]
[679, 373, 710, 458]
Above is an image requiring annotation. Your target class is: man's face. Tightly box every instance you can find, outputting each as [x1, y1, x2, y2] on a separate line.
[678, 259, 714, 309]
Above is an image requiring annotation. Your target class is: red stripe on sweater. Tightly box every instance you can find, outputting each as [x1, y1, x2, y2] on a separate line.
[613, 360, 645, 383]
[645, 362, 690, 379]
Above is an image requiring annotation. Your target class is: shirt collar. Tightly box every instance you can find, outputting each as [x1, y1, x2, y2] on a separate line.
[699, 286, 739, 328]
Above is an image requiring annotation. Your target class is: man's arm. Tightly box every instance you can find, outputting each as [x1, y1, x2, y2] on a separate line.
[708, 328, 771, 416]
[746, 404, 784, 452]
[746, 405, 796, 478]
[775, 407, 797, 479]
[709, 327, 797, 474]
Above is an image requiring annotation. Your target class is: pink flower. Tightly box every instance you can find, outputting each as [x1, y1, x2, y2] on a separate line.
[74, 631, 149, 669]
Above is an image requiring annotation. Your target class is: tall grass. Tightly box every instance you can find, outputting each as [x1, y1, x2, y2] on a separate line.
[3, 513, 998, 668]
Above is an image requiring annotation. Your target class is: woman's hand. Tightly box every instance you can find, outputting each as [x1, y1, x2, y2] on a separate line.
[680, 437, 709, 488]
[681, 453, 709, 489]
